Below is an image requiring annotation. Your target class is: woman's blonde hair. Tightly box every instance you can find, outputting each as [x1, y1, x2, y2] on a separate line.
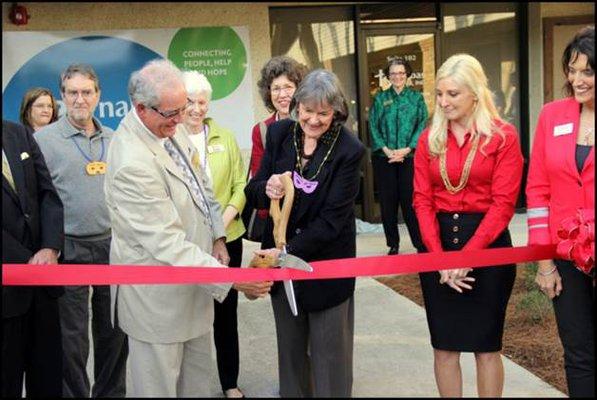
[428, 54, 503, 156]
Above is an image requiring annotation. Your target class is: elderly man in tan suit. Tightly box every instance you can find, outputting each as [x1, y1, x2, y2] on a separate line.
[104, 59, 272, 397]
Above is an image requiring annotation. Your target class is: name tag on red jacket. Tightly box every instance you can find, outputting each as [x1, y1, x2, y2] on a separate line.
[553, 123, 573, 136]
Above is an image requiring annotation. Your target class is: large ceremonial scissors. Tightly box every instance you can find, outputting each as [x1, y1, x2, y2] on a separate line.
[249, 174, 312, 316]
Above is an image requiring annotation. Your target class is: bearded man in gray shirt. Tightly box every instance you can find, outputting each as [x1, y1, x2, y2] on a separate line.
[35, 64, 127, 398]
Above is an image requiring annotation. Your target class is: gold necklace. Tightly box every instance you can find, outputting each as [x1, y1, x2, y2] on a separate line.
[439, 133, 480, 194]
[583, 127, 594, 145]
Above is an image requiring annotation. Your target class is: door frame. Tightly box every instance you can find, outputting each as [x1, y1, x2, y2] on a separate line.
[542, 15, 593, 102]
[355, 20, 440, 222]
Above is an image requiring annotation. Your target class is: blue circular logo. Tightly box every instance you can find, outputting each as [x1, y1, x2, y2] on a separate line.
[2, 35, 162, 130]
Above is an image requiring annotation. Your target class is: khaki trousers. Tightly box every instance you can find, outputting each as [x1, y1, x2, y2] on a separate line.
[127, 332, 214, 397]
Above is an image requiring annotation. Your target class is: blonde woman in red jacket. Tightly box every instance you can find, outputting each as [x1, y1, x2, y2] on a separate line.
[526, 26, 594, 398]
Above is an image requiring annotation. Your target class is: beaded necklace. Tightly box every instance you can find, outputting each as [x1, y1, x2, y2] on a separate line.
[439, 132, 480, 194]
[292, 122, 341, 180]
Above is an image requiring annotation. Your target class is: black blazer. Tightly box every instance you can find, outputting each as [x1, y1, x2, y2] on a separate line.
[245, 119, 365, 311]
[2, 120, 64, 318]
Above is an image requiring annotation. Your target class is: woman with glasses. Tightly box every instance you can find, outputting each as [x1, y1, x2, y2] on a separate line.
[19, 87, 59, 133]
[243, 57, 309, 243]
[369, 58, 428, 256]
[180, 71, 247, 399]
[251, 56, 308, 178]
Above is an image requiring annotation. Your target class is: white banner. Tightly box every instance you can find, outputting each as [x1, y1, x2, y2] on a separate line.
[2, 26, 255, 150]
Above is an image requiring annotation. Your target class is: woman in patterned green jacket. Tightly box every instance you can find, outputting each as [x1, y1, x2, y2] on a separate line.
[369, 58, 428, 255]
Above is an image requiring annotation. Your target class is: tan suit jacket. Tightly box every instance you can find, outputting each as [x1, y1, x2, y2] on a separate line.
[105, 110, 231, 344]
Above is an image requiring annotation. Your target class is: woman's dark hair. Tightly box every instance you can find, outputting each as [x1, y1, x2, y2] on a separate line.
[289, 69, 349, 127]
[19, 87, 59, 130]
[257, 56, 308, 112]
[562, 26, 594, 97]
[385, 58, 413, 78]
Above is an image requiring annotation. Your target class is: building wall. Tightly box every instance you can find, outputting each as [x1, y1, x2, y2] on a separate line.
[4, 2, 594, 144]
[541, 2, 594, 18]
[527, 2, 594, 141]
[2, 2, 273, 122]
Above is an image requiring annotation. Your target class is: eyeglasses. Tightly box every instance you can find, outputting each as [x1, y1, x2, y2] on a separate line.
[271, 85, 296, 96]
[389, 72, 407, 77]
[150, 98, 192, 119]
[64, 89, 96, 100]
[32, 104, 54, 110]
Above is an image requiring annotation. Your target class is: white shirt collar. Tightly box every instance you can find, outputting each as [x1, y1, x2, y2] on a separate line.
[132, 107, 168, 147]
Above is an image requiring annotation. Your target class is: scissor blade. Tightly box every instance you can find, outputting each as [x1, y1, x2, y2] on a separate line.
[284, 279, 299, 316]
[277, 253, 313, 272]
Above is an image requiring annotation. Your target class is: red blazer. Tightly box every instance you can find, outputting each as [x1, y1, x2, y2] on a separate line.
[526, 97, 595, 245]
[249, 113, 276, 177]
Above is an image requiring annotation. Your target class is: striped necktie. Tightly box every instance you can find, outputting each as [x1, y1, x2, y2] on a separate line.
[163, 139, 212, 227]
[2, 149, 16, 192]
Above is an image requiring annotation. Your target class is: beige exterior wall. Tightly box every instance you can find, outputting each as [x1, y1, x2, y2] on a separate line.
[3, 2, 594, 145]
[2, 2, 273, 122]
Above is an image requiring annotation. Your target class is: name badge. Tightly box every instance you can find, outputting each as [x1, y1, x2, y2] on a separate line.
[553, 123, 573, 136]
[207, 144, 225, 153]
[383, 99, 393, 107]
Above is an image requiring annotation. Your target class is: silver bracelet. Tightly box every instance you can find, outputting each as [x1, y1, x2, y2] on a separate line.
[537, 266, 557, 276]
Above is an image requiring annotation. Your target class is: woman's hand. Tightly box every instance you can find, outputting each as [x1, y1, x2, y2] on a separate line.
[535, 259, 562, 299]
[233, 280, 274, 300]
[266, 172, 292, 200]
[439, 268, 475, 293]
[222, 205, 238, 230]
[243, 247, 281, 300]
[387, 147, 411, 163]
[253, 248, 282, 260]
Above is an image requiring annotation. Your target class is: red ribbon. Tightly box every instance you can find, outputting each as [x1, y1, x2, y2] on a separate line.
[556, 208, 595, 275]
[2, 245, 556, 286]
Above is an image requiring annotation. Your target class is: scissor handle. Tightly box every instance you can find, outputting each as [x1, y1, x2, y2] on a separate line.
[270, 173, 295, 250]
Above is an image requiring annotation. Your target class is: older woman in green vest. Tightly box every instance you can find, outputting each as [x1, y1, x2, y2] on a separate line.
[369, 58, 428, 255]
[181, 71, 247, 399]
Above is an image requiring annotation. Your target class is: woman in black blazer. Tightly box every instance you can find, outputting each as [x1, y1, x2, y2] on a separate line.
[245, 69, 365, 398]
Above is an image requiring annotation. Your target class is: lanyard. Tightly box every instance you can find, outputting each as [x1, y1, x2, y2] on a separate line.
[201, 125, 209, 171]
[71, 135, 104, 163]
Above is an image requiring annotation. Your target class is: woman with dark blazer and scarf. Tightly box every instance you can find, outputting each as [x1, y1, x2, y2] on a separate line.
[245, 69, 365, 398]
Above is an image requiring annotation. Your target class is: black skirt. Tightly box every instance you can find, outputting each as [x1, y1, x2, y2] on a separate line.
[419, 212, 516, 352]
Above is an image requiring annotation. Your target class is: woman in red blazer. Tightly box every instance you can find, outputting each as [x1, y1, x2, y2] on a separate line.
[526, 26, 594, 398]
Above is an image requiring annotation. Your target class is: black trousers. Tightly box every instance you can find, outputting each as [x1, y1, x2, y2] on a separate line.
[2, 289, 62, 397]
[553, 260, 595, 398]
[213, 237, 243, 392]
[60, 237, 128, 398]
[372, 155, 424, 251]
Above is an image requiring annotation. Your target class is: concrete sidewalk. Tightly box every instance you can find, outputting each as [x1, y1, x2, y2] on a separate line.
[91, 213, 566, 397]
[226, 213, 565, 397]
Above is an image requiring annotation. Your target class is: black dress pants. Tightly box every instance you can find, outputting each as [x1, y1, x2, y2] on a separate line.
[372, 155, 424, 251]
[553, 260, 595, 398]
[213, 237, 243, 392]
[2, 289, 62, 397]
[60, 237, 128, 398]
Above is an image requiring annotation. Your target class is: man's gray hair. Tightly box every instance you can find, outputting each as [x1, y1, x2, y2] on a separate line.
[290, 69, 349, 126]
[60, 63, 100, 93]
[128, 59, 184, 108]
